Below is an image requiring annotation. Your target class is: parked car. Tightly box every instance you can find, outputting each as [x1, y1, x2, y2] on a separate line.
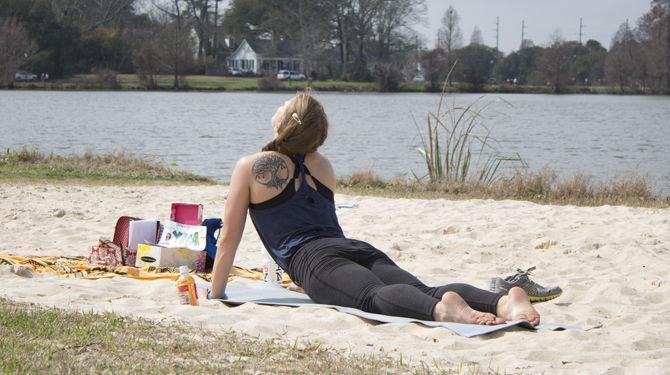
[14, 71, 38, 82]
[412, 72, 425, 82]
[277, 70, 306, 81]
[229, 68, 242, 76]
[486, 77, 497, 84]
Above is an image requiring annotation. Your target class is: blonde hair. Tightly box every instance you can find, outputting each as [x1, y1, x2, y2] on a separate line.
[262, 91, 328, 157]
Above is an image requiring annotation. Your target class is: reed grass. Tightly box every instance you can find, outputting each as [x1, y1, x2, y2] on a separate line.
[0, 147, 215, 184]
[337, 169, 668, 208]
[414, 72, 524, 186]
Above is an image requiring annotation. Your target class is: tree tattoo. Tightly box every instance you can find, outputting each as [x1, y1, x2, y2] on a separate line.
[252, 154, 289, 189]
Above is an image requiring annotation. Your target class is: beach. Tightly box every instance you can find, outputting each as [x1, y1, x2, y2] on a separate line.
[1, 182, 669, 373]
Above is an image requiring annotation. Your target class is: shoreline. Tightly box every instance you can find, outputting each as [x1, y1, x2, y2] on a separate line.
[1, 148, 667, 208]
[5, 75, 668, 95]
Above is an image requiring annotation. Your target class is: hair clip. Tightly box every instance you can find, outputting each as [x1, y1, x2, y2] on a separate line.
[291, 112, 303, 125]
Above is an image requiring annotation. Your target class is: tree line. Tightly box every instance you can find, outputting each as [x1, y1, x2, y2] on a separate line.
[1, 0, 669, 93]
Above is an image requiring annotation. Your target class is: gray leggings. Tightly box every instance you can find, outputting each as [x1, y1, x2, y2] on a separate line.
[287, 237, 503, 321]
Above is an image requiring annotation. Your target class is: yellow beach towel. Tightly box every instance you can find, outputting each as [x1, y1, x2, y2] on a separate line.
[0, 253, 291, 284]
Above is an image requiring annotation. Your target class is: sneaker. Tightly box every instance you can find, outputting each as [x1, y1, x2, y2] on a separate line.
[489, 266, 562, 302]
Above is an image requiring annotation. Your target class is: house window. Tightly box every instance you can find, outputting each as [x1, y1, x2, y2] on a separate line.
[249, 60, 255, 72]
[293, 61, 301, 72]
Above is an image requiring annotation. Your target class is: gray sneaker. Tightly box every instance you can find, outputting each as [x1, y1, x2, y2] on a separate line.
[489, 266, 562, 302]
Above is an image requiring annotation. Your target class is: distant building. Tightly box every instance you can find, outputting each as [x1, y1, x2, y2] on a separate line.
[227, 39, 303, 75]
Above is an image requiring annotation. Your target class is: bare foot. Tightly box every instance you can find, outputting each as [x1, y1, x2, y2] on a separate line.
[433, 292, 505, 325]
[497, 287, 541, 326]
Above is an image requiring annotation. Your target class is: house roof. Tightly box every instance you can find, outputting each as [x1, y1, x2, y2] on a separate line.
[244, 38, 301, 58]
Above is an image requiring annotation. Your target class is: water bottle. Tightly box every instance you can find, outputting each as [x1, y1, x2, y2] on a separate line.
[262, 257, 283, 285]
[176, 265, 198, 306]
[274, 263, 284, 285]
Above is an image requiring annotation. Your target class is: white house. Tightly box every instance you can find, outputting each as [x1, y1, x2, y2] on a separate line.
[227, 39, 304, 75]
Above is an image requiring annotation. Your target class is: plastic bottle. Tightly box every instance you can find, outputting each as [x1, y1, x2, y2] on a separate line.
[176, 265, 198, 306]
[262, 257, 283, 285]
[261, 257, 272, 283]
[274, 263, 284, 285]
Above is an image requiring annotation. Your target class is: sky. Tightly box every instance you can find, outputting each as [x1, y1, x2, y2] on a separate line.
[417, 0, 653, 53]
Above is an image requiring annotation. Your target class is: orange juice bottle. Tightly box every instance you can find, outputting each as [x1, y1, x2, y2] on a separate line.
[176, 265, 198, 306]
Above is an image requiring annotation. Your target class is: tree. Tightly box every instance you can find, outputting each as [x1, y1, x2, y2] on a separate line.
[469, 25, 483, 45]
[0, 17, 37, 87]
[154, 0, 195, 89]
[373, 0, 426, 61]
[605, 22, 642, 92]
[280, 0, 333, 76]
[455, 44, 496, 90]
[572, 39, 607, 86]
[537, 33, 576, 93]
[637, 0, 670, 91]
[493, 43, 543, 85]
[436, 5, 462, 85]
[185, 0, 211, 68]
[350, 0, 383, 80]
[49, 0, 136, 32]
[130, 26, 163, 88]
[421, 48, 447, 90]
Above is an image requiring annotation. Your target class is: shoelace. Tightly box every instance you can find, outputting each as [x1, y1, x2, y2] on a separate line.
[505, 266, 536, 282]
[515, 266, 536, 277]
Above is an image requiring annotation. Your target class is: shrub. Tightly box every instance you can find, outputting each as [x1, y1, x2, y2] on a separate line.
[257, 76, 285, 91]
[93, 68, 120, 89]
[374, 63, 402, 92]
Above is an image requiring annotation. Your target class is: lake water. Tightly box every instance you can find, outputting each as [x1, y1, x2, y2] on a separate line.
[1, 90, 668, 192]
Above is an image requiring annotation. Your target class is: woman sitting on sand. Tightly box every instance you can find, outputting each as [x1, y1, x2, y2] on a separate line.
[210, 92, 540, 326]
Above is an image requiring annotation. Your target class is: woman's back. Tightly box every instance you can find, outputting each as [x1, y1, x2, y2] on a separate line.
[246, 151, 344, 270]
[248, 151, 336, 206]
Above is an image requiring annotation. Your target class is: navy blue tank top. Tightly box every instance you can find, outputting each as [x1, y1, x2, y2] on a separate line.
[248, 155, 345, 270]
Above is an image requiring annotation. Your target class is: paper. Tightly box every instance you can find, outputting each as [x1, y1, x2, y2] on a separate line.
[158, 220, 206, 251]
[127, 220, 159, 251]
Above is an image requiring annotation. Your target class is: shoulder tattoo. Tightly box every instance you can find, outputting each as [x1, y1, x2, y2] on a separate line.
[252, 154, 289, 190]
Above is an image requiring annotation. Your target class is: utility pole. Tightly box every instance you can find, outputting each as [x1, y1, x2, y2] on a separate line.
[495, 16, 500, 51]
[579, 17, 585, 44]
[521, 20, 527, 50]
[213, 0, 221, 63]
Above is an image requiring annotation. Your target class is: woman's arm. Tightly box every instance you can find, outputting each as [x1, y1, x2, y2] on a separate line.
[210, 158, 250, 299]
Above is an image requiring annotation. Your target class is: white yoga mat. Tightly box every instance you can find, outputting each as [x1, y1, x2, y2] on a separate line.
[210, 278, 582, 338]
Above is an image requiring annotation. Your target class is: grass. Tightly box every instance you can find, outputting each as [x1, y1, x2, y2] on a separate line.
[415, 92, 524, 185]
[0, 298, 486, 374]
[9, 74, 668, 95]
[337, 169, 669, 208]
[0, 147, 216, 184]
[13, 74, 378, 92]
[415, 67, 525, 187]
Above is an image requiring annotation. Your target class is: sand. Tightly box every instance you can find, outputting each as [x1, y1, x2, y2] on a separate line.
[1, 182, 669, 373]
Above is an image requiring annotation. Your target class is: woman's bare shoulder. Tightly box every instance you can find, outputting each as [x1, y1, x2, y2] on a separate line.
[239, 151, 289, 168]
[306, 152, 336, 188]
[306, 152, 334, 171]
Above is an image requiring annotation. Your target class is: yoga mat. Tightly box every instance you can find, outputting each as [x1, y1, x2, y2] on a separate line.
[211, 279, 582, 338]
